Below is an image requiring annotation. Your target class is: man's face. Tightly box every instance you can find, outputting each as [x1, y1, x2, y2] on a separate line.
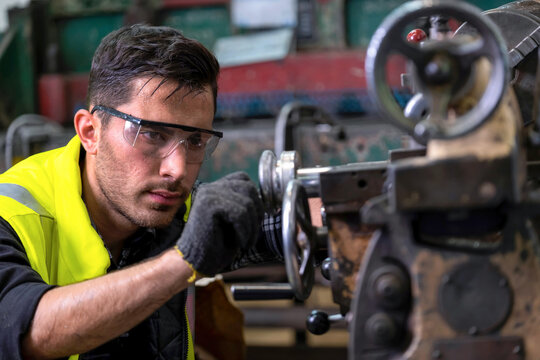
[93, 78, 215, 228]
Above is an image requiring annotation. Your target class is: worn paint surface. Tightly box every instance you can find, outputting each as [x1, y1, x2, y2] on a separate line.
[326, 215, 377, 312]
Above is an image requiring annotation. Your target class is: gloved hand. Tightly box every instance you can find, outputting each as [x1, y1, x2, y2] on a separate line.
[176, 171, 264, 277]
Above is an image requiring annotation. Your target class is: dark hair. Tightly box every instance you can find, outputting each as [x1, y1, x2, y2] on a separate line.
[87, 24, 220, 117]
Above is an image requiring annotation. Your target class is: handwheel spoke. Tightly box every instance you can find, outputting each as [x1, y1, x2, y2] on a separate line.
[451, 38, 489, 68]
[394, 38, 425, 62]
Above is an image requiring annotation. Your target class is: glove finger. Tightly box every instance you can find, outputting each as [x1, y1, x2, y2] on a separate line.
[202, 175, 264, 223]
[217, 178, 263, 219]
[195, 181, 260, 216]
[217, 191, 262, 249]
[198, 174, 259, 205]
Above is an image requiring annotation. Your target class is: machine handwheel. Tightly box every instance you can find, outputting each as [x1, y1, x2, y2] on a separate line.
[282, 179, 315, 300]
[365, 0, 509, 142]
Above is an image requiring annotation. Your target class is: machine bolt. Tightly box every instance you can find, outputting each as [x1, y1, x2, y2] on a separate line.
[365, 313, 398, 345]
[479, 182, 497, 200]
[321, 258, 332, 281]
[468, 326, 478, 335]
[424, 57, 452, 85]
[432, 349, 442, 359]
[375, 273, 406, 309]
[414, 122, 436, 143]
[441, 274, 452, 284]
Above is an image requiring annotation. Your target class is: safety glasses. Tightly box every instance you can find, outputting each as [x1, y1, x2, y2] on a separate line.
[91, 105, 222, 163]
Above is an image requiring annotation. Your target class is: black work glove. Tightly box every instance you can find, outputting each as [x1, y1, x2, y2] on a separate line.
[176, 171, 264, 277]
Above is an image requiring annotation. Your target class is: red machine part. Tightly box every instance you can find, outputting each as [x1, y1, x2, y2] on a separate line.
[407, 29, 427, 43]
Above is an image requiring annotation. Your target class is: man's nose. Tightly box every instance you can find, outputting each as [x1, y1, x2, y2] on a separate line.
[159, 142, 188, 180]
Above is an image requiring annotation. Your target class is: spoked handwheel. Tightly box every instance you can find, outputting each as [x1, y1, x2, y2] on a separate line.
[365, 0, 509, 143]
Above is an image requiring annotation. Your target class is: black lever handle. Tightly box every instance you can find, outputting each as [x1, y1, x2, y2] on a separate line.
[306, 310, 344, 335]
[231, 283, 295, 300]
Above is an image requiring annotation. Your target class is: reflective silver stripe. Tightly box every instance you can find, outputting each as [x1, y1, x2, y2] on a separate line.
[0, 183, 52, 218]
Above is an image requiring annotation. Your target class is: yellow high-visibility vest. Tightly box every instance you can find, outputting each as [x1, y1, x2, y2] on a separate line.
[0, 136, 194, 360]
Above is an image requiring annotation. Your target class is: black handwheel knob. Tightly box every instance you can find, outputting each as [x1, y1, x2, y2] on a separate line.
[306, 310, 330, 335]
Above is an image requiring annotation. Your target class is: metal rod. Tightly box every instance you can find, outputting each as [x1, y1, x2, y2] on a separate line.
[231, 283, 295, 300]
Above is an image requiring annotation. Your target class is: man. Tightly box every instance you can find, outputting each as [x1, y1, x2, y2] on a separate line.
[0, 25, 283, 359]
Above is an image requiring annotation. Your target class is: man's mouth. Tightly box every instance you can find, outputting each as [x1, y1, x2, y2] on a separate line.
[147, 190, 184, 207]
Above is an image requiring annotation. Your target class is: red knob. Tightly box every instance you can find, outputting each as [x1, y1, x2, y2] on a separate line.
[407, 29, 427, 43]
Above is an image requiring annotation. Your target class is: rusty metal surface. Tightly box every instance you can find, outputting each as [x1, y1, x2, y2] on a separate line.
[490, 226, 540, 357]
[345, 213, 540, 359]
[326, 215, 377, 313]
[347, 82, 537, 357]
[320, 161, 387, 213]
[388, 89, 525, 212]
[427, 89, 521, 161]
[438, 261, 513, 334]
[405, 233, 540, 359]
[319, 160, 389, 312]
[390, 155, 514, 211]
[432, 336, 524, 360]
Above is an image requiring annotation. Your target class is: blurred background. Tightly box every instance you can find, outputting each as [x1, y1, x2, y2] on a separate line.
[0, 0, 510, 182]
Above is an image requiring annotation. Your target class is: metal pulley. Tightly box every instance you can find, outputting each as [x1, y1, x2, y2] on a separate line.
[259, 149, 330, 213]
[259, 149, 301, 214]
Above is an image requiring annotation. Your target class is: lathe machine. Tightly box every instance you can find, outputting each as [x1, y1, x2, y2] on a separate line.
[232, 1, 540, 359]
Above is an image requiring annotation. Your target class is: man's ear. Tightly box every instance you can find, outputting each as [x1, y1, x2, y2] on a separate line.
[74, 108, 100, 155]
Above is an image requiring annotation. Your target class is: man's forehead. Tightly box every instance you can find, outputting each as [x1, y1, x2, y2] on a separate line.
[133, 77, 175, 98]
[131, 77, 210, 103]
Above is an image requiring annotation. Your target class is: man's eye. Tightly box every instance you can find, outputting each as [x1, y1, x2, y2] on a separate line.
[186, 133, 204, 148]
[139, 127, 168, 144]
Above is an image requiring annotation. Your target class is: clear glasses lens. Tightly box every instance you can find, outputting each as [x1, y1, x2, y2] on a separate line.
[123, 120, 219, 163]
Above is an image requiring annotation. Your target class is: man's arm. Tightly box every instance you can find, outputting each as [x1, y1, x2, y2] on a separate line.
[21, 248, 192, 359]
[23, 172, 262, 358]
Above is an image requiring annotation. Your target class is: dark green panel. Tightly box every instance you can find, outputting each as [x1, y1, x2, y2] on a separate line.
[346, 0, 409, 48]
[161, 6, 231, 51]
[468, 0, 512, 10]
[57, 14, 124, 73]
[346, 0, 514, 48]
[50, 0, 130, 17]
[0, 19, 35, 128]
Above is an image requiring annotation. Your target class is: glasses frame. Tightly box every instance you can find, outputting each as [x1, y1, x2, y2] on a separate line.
[90, 105, 223, 139]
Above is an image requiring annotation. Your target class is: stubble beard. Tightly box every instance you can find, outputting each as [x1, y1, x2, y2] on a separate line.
[95, 137, 180, 229]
